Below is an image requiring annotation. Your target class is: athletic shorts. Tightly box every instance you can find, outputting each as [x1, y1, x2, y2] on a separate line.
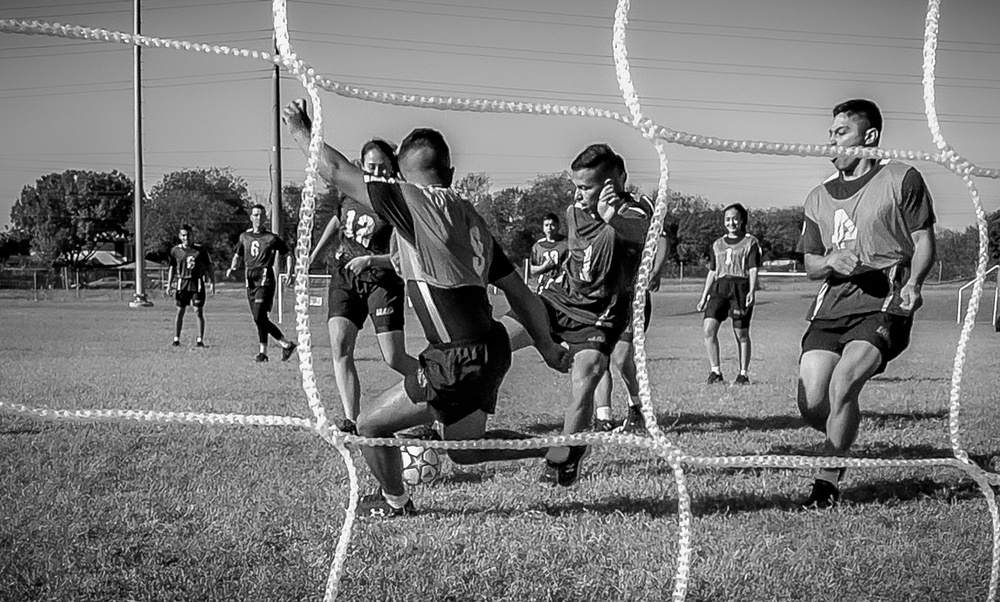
[618, 292, 652, 342]
[539, 296, 622, 357]
[246, 283, 276, 313]
[404, 320, 512, 426]
[800, 311, 913, 375]
[704, 277, 753, 328]
[326, 266, 404, 333]
[175, 288, 206, 308]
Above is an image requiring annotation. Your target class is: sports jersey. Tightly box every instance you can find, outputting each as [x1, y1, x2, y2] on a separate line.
[796, 159, 935, 319]
[235, 229, 288, 287]
[540, 194, 650, 328]
[708, 234, 761, 279]
[334, 195, 399, 285]
[365, 176, 515, 345]
[531, 236, 568, 291]
[169, 244, 212, 292]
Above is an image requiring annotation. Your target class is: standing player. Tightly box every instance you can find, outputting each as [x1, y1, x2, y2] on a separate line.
[507, 144, 650, 485]
[283, 99, 569, 517]
[226, 204, 298, 363]
[696, 203, 761, 385]
[309, 139, 417, 434]
[796, 99, 936, 508]
[166, 223, 215, 347]
[529, 213, 568, 293]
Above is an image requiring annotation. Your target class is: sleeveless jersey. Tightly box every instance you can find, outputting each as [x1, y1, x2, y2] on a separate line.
[708, 234, 761, 279]
[531, 236, 568, 291]
[796, 159, 935, 319]
[541, 194, 650, 327]
[334, 195, 399, 284]
[366, 176, 515, 345]
[169, 244, 212, 291]
[236, 229, 288, 286]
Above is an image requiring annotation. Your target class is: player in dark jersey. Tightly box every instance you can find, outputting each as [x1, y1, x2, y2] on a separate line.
[796, 99, 936, 509]
[283, 99, 569, 518]
[226, 204, 298, 363]
[505, 144, 650, 486]
[309, 139, 417, 434]
[696, 203, 761, 385]
[166, 223, 215, 347]
[529, 213, 568, 293]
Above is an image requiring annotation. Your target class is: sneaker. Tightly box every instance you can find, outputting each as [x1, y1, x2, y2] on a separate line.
[618, 406, 647, 436]
[734, 373, 750, 385]
[196, 341, 205, 348]
[358, 492, 415, 519]
[707, 371, 724, 385]
[171, 340, 180, 347]
[594, 417, 616, 433]
[281, 342, 298, 362]
[338, 419, 357, 435]
[802, 479, 840, 509]
[255, 352, 269, 363]
[554, 446, 589, 487]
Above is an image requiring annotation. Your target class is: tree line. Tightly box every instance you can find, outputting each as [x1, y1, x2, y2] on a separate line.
[2, 167, 995, 282]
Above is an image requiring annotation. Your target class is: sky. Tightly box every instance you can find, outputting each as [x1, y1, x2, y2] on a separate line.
[1, 0, 999, 231]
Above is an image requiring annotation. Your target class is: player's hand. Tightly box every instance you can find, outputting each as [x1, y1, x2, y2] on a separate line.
[899, 282, 923, 313]
[209, 282, 215, 295]
[539, 341, 571, 373]
[345, 255, 372, 275]
[745, 290, 755, 307]
[696, 297, 707, 312]
[648, 274, 661, 293]
[225, 268, 234, 279]
[281, 99, 312, 137]
[825, 249, 860, 276]
[596, 179, 620, 223]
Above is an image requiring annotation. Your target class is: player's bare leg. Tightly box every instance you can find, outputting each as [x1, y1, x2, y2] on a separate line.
[374, 330, 418, 376]
[328, 317, 361, 420]
[825, 340, 881, 454]
[703, 317, 724, 383]
[734, 326, 751, 383]
[357, 381, 435, 497]
[443, 410, 547, 465]
[546, 349, 607, 464]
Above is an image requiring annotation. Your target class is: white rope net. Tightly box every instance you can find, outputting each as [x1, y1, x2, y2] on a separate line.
[2, 1, 999, 600]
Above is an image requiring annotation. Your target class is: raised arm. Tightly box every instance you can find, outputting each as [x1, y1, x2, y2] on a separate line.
[309, 215, 341, 266]
[281, 99, 370, 208]
[494, 271, 570, 373]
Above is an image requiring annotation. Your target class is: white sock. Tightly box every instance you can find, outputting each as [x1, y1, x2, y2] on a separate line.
[259, 344, 267, 354]
[596, 406, 612, 421]
[382, 490, 411, 509]
[711, 366, 721, 374]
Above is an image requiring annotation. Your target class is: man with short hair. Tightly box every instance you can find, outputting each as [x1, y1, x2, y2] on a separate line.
[796, 98, 936, 508]
[226, 204, 298, 363]
[529, 212, 568, 293]
[166, 223, 214, 347]
[283, 99, 570, 518]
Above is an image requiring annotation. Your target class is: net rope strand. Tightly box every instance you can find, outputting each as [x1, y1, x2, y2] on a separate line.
[0, 0, 998, 600]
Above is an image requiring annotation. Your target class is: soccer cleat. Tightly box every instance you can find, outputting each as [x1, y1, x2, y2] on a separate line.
[594, 417, 616, 433]
[358, 492, 415, 518]
[171, 340, 180, 347]
[255, 352, 269, 363]
[281, 342, 298, 362]
[618, 406, 647, 436]
[734, 373, 751, 385]
[196, 341, 205, 348]
[802, 479, 840, 510]
[338, 419, 358, 435]
[553, 446, 589, 487]
[707, 371, 725, 385]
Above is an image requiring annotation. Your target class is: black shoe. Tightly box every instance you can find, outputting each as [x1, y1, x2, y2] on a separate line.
[196, 341, 205, 348]
[554, 446, 589, 487]
[616, 406, 647, 436]
[281, 342, 298, 362]
[594, 417, 616, 433]
[171, 340, 180, 347]
[707, 371, 724, 385]
[734, 373, 750, 385]
[338, 419, 357, 435]
[802, 479, 840, 509]
[358, 492, 415, 519]
[397, 423, 440, 441]
[255, 352, 269, 363]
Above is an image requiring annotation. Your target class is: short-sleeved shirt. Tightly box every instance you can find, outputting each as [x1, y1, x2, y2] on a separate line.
[531, 236, 568, 291]
[236, 229, 289, 287]
[796, 159, 935, 319]
[540, 194, 650, 328]
[365, 176, 515, 345]
[333, 195, 400, 286]
[169, 244, 213, 292]
[708, 234, 761, 279]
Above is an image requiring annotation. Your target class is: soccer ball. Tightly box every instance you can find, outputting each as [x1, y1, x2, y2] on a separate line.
[400, 445, 442, 486]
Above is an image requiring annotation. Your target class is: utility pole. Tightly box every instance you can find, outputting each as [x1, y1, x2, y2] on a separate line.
[271, 35, 283, 242]
[129, 0, 152, 307]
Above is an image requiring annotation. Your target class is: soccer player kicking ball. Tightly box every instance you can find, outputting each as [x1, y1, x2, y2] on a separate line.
[166, 223, 215, 347]
[796, 99, 936, 508]
[283, 99, 569, 518]
[226, 204, 298, 363]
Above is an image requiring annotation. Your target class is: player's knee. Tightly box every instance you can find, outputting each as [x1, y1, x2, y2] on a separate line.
[702, 322, 718, 338]
[733, 328, 750, 343]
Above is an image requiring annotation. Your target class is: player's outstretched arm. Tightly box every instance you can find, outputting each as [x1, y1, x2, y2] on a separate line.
[495, 271, 570, 373]
[309, 215, 341, 265]
[282, 99, 369, 208]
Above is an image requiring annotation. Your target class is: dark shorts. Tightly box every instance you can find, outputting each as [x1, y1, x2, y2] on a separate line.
[175, 288, 206, 308]
[246, 282, 276, 314]
[539, 296, 621, 357]
[403, 320, 512, 426]
[619, 292, 652, 342]
[327, 268, 404, 333]
[704, 277, 753, 328]
[800, 312, 913, 375]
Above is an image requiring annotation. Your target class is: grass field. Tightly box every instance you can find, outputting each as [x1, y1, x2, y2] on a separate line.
[1, 281, 998, 601]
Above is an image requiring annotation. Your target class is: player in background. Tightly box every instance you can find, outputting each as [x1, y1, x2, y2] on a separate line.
[506, 144, 650, 486]
[696, 203, 761, 385]
[166, 223, 215, 347]
[309, 139, 417, 434]
[283, 99, 569, 517]
[529, 213, 568, 293]
[796, 99, 936, 508]
[226, 204, 298, 363]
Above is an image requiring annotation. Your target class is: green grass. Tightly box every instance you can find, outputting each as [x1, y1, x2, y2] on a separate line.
[1, 283, 998, 601]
